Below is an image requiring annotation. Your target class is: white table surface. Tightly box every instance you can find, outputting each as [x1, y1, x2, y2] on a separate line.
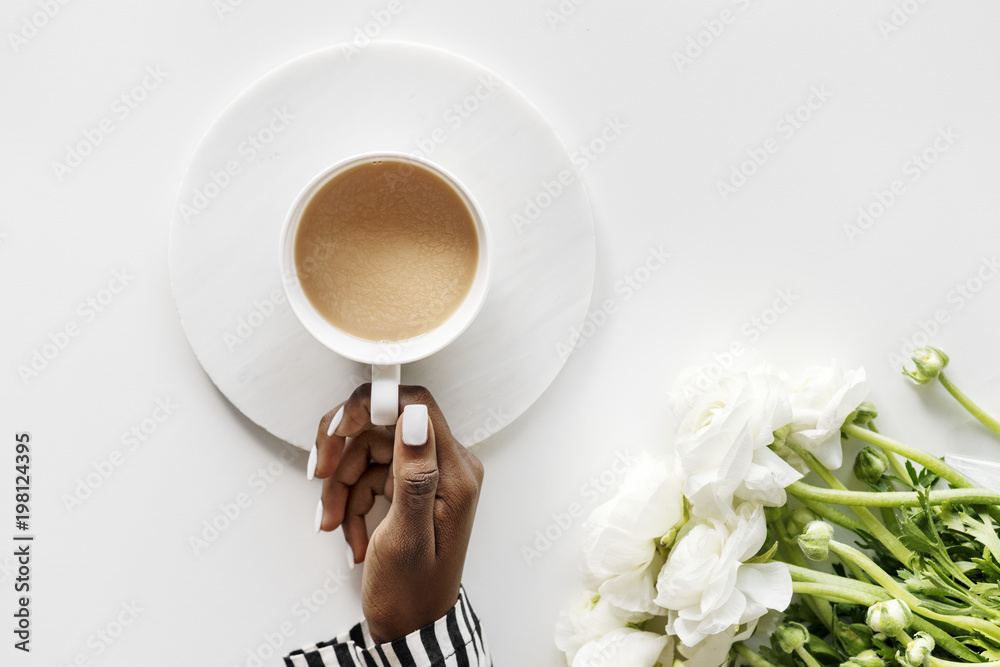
[4, 2, 1000, 666]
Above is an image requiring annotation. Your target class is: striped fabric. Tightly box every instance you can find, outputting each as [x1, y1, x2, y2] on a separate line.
[283, 586, 491, 667]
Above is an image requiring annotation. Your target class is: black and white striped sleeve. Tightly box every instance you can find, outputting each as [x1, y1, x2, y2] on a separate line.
[283, 585, 491, 667]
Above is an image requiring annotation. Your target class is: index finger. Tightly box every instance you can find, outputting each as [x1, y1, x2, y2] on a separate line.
[310, 383, 377, 481]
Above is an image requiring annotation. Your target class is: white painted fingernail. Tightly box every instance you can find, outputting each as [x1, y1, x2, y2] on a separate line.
[402, 404, 428, 446]
[314, 499, 324, 533]
[306, 445, 317, 481]
[326, 405, 345, 437]
[345, 543, 356, 571]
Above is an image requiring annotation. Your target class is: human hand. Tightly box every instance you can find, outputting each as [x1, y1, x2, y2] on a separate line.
[310, 384, 485, 644]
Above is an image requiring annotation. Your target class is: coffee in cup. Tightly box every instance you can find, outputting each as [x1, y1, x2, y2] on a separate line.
[280, 153, 491, 425]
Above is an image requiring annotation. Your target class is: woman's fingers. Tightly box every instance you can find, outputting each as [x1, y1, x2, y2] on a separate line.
[310, 402, 346, 481]
[312, 384, 378, 481]
[318, 428, 394, 530]
[340, 464, 390, 563]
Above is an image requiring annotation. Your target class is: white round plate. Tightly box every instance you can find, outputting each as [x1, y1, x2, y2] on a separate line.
[168, 41, 595, 450]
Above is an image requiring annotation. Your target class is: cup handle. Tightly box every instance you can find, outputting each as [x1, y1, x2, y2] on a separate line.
[371, 364, 400, 426]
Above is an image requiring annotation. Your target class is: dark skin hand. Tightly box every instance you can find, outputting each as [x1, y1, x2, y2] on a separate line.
[312, 384, 485, 644]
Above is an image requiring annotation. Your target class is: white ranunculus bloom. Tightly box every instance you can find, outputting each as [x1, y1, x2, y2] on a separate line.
[676, 621, 756, 667]
[572, 627, 672, 667]
[674, 367, 792, 447]
[555, 591, 651, 664]
[581, 453, 685, 614]
[654, 504, 793, 647]
[673, 370, 801, 519]
[786, 362, 869, 471]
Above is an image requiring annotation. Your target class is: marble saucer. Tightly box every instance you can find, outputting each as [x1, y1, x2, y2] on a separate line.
[168, 41, 595, 450]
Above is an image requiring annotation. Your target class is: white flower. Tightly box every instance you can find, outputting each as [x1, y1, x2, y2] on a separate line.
[555, 591, 650, 664]
[786, 362, 869, 471]
[581, 453, 685, 614]
[654, 504, 793, 647]
[676, 621, 755, 667]
[674, 366, 792, 447]
[572, 628, 672, 667]
[674, 370, 801, 519]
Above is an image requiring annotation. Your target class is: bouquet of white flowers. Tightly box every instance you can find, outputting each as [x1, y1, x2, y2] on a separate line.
[557, 347, 1000, 667]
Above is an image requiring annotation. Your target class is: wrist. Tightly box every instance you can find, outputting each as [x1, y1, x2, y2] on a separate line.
[365, 591, 460, 645]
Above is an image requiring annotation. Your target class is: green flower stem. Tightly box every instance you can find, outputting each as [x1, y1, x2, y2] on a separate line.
[786, 564, 888, 599]
[774, 520, 833, 630]
[794, 645, 823, 667]
[911, 617, 985, 663]
[786, 482, 1000, 508]
[838, 551, 870, 584]
[938, 372, 1000, 439]
[792, 581, 880, 605]
[930, 658, 998, 667]
[828, 540, 1000, 644]
[842, 423, 974, 490]
[733, 643, 779, 667]
[784, 441, 914, 566]
[795, 496, 868, 534]
[870, 422, 913, 481]
[894, 628, 914, 645]
[787, 565, 988, 662]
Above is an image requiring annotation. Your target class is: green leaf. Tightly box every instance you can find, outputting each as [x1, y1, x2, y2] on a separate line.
[807, 635, 841, 665]
[747, 541, 779, 564]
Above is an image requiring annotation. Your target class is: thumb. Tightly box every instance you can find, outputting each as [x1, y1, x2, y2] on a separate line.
[387, 404, 438, 536]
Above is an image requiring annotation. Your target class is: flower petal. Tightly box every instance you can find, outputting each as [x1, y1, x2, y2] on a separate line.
[736, 562, 793, 623]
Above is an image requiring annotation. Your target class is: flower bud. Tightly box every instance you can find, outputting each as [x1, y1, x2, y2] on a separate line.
[771, 426, 790, 454]
[776, 622, 810, 653]
[851, 401, 879, 427]
[842, 650, 885, 667]
[764, 505, 788, 523]
[659, 497, 690, 550]
[899, 632, 935, 667]
[866, 599, 912, 636]
[903, 346, 950, 384]
[786, 507, 821, 537]
[797, 521, 834, 561]
[835, 622, 872, 655]
[854, 447, 890, 484]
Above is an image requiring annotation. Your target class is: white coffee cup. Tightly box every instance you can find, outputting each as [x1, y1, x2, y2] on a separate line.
[279, 152, 492, 426]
